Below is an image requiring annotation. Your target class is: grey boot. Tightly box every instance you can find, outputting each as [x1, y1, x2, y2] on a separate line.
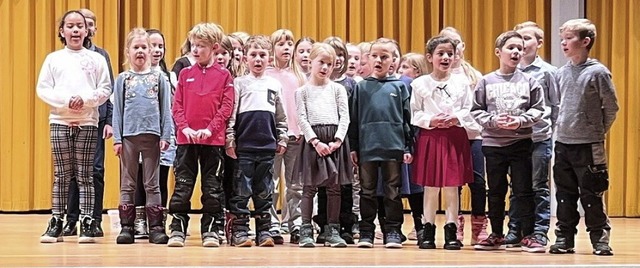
[299, 223, 315, 248]
[324, 224, 347, 248]
[134, 206, 148, 239]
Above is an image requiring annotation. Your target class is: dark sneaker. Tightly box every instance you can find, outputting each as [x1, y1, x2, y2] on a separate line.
[78, 216, 96, 244]
[505, 231, 522, 248]
[357, 232, 374, 248]
[231, 230, 253, 247]
[289, 228, 300, 244]
[270, 230, 284, 245]
[341, 232, 355, 244]
[40, 217, 64, 243]
[384, 230, 403, 248]
[521, 233, 548, 253]
[257, 231, 275, 247]
[473, 233, 506, 250]
[116, 226, 135, 244]
[549, 234, 575, 254]
[62, 220, 77, 236]
[592, 243, 614, 256]
[202, 231, 221, 247]
[93, 221, 104, 237]
[167, 231, 186, 247]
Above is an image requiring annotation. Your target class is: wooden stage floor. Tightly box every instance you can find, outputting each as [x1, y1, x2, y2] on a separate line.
[1, 214, 638, 267]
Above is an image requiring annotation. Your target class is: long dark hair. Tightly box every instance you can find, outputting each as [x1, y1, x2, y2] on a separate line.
[58, 10, 92, 48]
[146, 28, 174, 92]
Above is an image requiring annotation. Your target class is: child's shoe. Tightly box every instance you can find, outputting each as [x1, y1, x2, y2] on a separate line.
[357, 232, 374, 248]
[521, 233, 547, 253]
[324, 224, 347, 248]
[298, 224, 315, 248]
[473, 233, 506, 250]
[256, 230, 275, 247]
[384, 229, 403, 248]
[116, 204, 136, 244]
[505, 230, 522, 248]
[443, 223, 461, 250]
[592, 243, 614, 256]
[470, 215, 489, 245]
[167, 231, 186, 247]
[134, 206, 148, 239]
[419, 223, 436, 249]
[78, 216, 96, 243]
[549, 230, 575, 254]
[62, 220, 77, 236]
[456, 215, 465, 245]
[40, 217, 64, 243]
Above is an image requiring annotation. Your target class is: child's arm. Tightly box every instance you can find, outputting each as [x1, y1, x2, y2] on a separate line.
[295, 86, 318, 143]
[452, 82, 474, 128]
[172, 70, 191, 137]
[595, 71, 619, 132]
[206, 74, 235, 136]
[517, 79, 545, 128]
[334, 84, 350, 142]
[409, 81, 438, 130]
[158, 75, 173, 143]
[36, 55, 72, 108]
[401, 84, 414, 154]
[471, 79, 499, 129]
[225, 84, 241, 159]
[81, 56, 112, 107]
[347, 83, 360, 152]
[111, 75, 124, 145]
[274, 86, 289, 152]
[547, 70, 560, 128]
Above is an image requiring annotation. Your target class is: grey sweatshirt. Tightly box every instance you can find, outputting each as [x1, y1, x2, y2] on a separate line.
[471, 70, 545, 147]
[112, 70, 173, 144]
[518, 56, 559, 142]
[555, 59, 619, 144]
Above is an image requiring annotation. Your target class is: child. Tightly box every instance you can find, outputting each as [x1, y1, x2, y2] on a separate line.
[440, 27, 487, 246]
[509, 21, 560, 253]
[225, 35, 288, 247]
[63, 8, 114, 238]
[345, 43, 362, 81]
[471, 31, 544, 251]
[167, 22, 234, 248]
[356, 42, 373, 78]
[229, 33, 248, 77]
[295, 42, 352, 248]
[550, 19, 617, 256]
[410, 35, 474, 250]
[398, 53, 428, 80]
[37, 10, 111, 243]
[112, 28, 172, 245]
[349, 38, 413, 249]
[130, 28, 175, 240]
[170, 33, 195, 86]
[292, 37, 315, 85]
[265, 29, 301, 244]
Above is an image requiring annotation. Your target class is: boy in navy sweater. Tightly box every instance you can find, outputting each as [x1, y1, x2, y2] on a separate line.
[225, 35, 288, 247]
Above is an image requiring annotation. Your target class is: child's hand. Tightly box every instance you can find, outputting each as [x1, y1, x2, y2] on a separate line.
[350, 151, 359, 167]
[403, 153, 413, 164]
[225, 147, 237, 159]
[442, 115, 459, 128]
[181, 128, 197, 142]
[496, 114, 521, 130]
[430, 113, 446, 128]
[69, 95, 84, 110]
[195, 129, 212, 141]
[328, 140, 342, 152]
[159, 141, 169, 151]
[113, 143, 122, 157]
[103, 125, 113, 139]
[276, 145, 287, 155]
[315, 142, 331, 157]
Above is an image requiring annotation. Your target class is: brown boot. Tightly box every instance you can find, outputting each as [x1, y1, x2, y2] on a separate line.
[116, 204, 136, 244]
[146, 205, 169, 244]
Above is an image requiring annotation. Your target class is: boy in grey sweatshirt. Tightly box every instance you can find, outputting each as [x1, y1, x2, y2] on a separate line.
[471, 31, 544, 251]
[549, 19, 618, 256]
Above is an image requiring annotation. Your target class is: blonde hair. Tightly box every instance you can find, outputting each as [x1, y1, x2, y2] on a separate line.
[400, 53, 428, 78]
[189, 22, 224, 47]
[292, 37, 315, 86]
[123, 27, 151, 68]
[357, 41, 372, 55]
[438, 27, 481, 87]
[231, 31, 250, 44]
[308, 43, 337, 79]
[270, 29, 295, 69]
[514, 21, 544, 41]
[244, 35, 272, 53]
[78, 8, 96, 22]
[228, 33, 247, 77]
[323, 36, 348, 78]
[560, 18, 597, 50]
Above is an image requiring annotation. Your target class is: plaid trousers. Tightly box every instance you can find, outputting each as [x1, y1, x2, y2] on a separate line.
[50, 124, 97, 219]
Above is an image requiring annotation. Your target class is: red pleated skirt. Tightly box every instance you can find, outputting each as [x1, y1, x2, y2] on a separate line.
[412, 126, 473, 187]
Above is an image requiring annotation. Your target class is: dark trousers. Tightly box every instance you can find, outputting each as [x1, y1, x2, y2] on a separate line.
[66, 120, 105, 222]
[509, 138, 552, 235]
[168, 145, 225, 233]
[553, 141, 611, 245]
[223, 154, 239, 210]
[468, 139, 487, 216]
[135, 165, 170, 207]
[359, 161, 404, 234]
[229, 152, 274, 222]
[482, 139, 534, 236]
[312, 184, 352, 229]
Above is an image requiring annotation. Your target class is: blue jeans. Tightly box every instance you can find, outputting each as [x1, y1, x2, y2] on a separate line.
[229, 152, 275, 217]
[66, 119, 106, 222]
[508, 138, 551, 235]
[469, 140, 487, 216]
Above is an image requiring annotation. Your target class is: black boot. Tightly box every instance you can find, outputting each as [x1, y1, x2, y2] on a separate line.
[146, 205, 169, 244]
[40, 216, 64, 243]
[93, 220, 104, 237]
[549, 229, 575, 254]
[62, 220, 77, 236]
[444, 223, 461, 250]
[79, 216, 97, 243]
[419, 223, 436, 249]
[116, 204, 136, 244]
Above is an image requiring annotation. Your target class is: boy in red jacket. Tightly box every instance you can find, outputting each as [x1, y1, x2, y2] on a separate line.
[167, 22, 235, 248]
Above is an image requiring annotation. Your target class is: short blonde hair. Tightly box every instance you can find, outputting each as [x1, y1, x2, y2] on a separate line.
[357, 41, 372, 55]
[560, 18, 597, 50]
[189, 23, 224, 46]
[401, 53, 428, 77]
[244, 35, 272, 54]
[78, 8, 96, 22]
[514, 21, 544, 41]
[270, 29, 295, 69]
[123, 27, 150, 68]
[309, 43, 337, 66]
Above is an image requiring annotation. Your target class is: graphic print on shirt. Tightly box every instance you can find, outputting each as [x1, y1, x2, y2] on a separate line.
[485, 82, 530, 116]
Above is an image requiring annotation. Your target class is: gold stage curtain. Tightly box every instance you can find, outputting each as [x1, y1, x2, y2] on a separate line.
[1, 0, 637, 216]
